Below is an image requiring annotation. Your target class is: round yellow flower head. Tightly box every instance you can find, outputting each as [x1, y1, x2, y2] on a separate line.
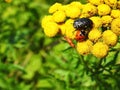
[88, 28, 102, 42]
[58, 23, 66, 35]
[65, 5, 81, 18]
[92, 42, 109, 58]
[97, 4, 111, 16]
[43, 22, 59, 37]
[117, 1, 120, 9]
[49, 3, 62, 13]
[82, 3, 97, 17]
[77, 40, 93, 55]
[111, 9, 120, 18]
[53, 10, 66, 23]
[69, 1, 82, 9]
[102, 30, 118, 46]
[88, 0, 104, 5]
[101, 15, 113, 27]
[111, 18, 120, 36]
[41, 15, 53, 28]
[65, 19, 75, 39]
[104, 0, 117, 8]
[90, 16, 102, 28]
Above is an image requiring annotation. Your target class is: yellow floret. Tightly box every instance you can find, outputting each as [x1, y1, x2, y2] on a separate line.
[65, 19, 75, 39]
[90, 16, 102, 28]
[58, 23, 66, 35]
[111, 18, 120, 36]
[53, 10, 66, 23]
[82, 3, 97, 17]
[77, 40, 93, 55]
[41, 15, 53, 28]
[49, 3, 62, 13]
[102, 30, 118, 46]
[97, 4, 111, 16]
[88, 28, 102, 42]
[88, 0, 104, 5]
[69, 1, 82, 9]
[101, 15, 113, 27]
[65, 5, 81, 18]
[104, 0, 117, 8]
[117, 1, 120, 9]
[111, 9, 120, 18]
[43, 22, 59, 37]
[92, 42, 109, 58]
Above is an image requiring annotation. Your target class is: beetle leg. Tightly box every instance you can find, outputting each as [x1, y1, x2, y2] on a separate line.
[64, 37, 75, 48]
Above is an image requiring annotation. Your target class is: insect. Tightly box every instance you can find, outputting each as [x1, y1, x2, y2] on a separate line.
[65, 18, 93, 47]
[73, 18, 93, 41]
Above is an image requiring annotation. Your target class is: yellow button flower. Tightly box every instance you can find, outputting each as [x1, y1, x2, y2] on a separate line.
[90, 16, 102, 28]
[49, 3, 62, 13]
[5, 0, 12, 3]
[111, 18, 120, 36]
[102, 30, 118, 46]
[65, 19, 75, 39]
[92, 42, 109, 58]
[53, 10, 66, 23]
[101, 15, 113, 27]
[111, 9, 120, 18]
[97, 4, 111, 16]
[104, 0, 117, 8]
[44, 22, 59, 37]
[117, 1, 120, 9]
[58, 23, 66, 35]
[88, 0, 104, 5]
[41, 15, 53, 28]
[82, 3, 97, 17]
[69, 1, 82, 9]
[65, 5, 81, 18]
[77, 40, 93, 55]
[88, 28, 102, 42]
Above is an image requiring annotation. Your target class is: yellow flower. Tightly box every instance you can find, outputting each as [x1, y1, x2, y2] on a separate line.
[53, 10, 66, 23]
[111, 18, 120, 36]
[65, 19, 75, 39]
[111, 9, 120, 18]
[92, 42, 109, 58]
[43, 22, 59, 37]
[104, 0, 117, 8]
[97, 4, 111, 16]
[65, 5, 81, 18]
[117, 1, 120, 9]
[49, 3, 62, 13]
[90, 16, 102, 28]
[58, 23, 66, 35]
[41, 15, 53, 28]
[77, 40, 93, 55]
[101, 15, 113, 27]
[88, 0, 104, 5]
[102, 30, 118, 46]
[82, 3, 97, 17]
[88, 28, 102, 42]
[69, 1, 82, 9]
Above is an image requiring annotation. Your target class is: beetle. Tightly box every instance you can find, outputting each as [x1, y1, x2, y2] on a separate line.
[65, 18, 93, 47]
[73, 18, 93, 41]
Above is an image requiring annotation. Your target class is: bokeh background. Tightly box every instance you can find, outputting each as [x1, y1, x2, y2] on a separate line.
[0, 0, 120, 90]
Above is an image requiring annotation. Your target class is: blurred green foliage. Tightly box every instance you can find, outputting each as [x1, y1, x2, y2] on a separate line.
[0, 0, 120, 90]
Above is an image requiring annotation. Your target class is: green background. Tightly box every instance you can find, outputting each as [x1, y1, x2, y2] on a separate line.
[0, 0, 120, 90]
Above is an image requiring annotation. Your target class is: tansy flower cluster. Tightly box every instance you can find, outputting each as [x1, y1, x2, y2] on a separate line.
[41, 1, 120, 58]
